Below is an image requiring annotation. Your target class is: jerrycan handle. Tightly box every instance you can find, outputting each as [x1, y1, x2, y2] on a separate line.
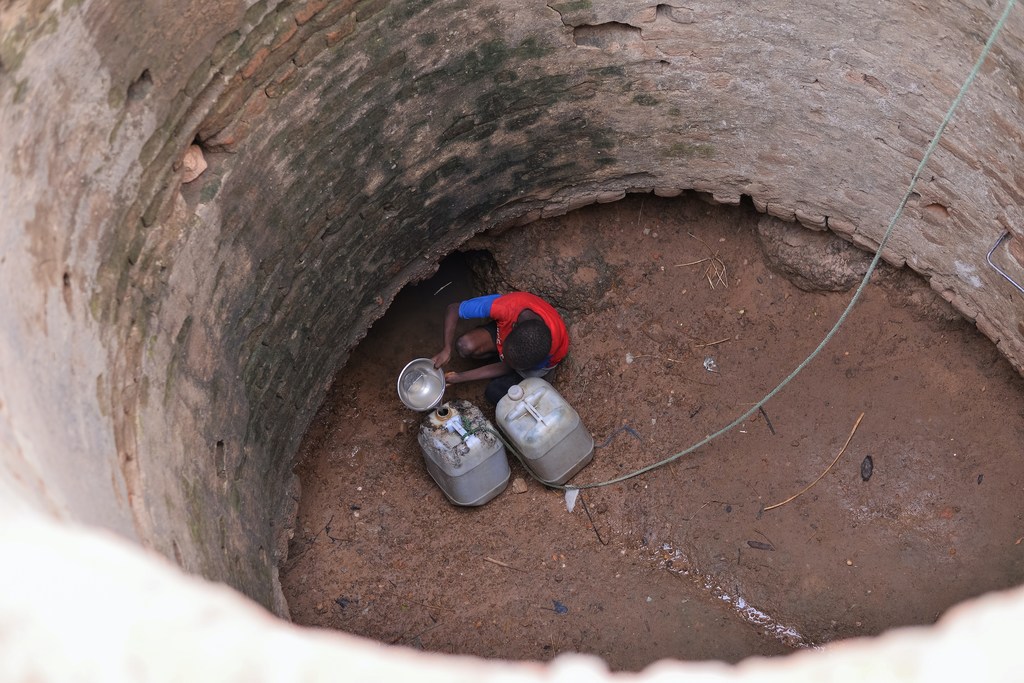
[443, 415, 481, 447]
[507, 385, 548, 426]
[521, 391, 548, 426]
[444, 418, 468, 437]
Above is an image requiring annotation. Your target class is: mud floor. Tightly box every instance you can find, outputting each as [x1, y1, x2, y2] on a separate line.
[281, 194, 1024, 670]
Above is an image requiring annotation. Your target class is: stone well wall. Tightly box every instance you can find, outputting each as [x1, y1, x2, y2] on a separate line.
[1, 0, 1021, 639]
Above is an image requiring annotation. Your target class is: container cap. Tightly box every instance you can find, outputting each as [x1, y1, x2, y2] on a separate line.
[506, 385, 524, 401]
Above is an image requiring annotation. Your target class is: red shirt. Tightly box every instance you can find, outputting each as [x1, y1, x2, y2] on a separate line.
[458, 293, 569, 370]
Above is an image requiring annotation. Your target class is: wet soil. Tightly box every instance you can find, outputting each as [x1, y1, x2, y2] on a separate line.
[281, 195, 1024, 670]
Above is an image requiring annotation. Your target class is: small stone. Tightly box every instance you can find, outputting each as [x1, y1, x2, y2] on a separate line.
[181, 144, 207, 183]
[846, 559, 853, 566]
[512, 477, 528, 494]
[860, 454, 873, 481]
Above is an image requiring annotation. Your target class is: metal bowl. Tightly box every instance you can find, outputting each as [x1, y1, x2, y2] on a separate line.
[397, 358, 446, 411]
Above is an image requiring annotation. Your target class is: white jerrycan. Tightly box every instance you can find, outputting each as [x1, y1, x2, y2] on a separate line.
[417, 399, 510, 506]
[495, 377, 594, 485]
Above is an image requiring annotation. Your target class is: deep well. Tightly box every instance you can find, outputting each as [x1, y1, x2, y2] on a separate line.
[2, 0, 1023, 678]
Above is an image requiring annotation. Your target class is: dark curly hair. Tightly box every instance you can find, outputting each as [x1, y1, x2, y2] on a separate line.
[502, 319, 551, 371]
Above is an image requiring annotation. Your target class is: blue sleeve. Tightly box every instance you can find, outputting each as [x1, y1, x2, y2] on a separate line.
[458, 294, 500, 320]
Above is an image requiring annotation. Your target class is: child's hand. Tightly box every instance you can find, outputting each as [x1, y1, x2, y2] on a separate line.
[444, 371, 460, 384]
[432, 348, 451, 369]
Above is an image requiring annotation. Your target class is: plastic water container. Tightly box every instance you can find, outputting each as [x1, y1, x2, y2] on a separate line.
[417, 399, 510, 506]
[495, 377, 594, 485]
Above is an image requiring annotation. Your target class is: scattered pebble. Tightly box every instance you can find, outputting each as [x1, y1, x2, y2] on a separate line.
[846, 559, 853, 566]
[552, 600, 569, 615]
[860, 455, 873, 482]
[512, 477, 528, 494]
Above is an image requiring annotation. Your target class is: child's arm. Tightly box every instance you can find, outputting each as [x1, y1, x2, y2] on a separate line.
[445, 361, 511, 384]
[431, 302, 462, 368]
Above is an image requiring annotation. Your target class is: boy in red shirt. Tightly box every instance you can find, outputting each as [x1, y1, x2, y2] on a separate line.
[431, 292, 569, 404]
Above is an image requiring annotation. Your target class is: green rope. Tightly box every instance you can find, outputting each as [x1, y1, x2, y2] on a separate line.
[563, 0, 1018, 492]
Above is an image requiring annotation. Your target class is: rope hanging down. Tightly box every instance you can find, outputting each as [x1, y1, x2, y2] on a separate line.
[563, 0, 1019, 492]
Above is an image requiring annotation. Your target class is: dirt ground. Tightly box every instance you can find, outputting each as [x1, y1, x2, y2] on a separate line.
[280, 195, 1024, 670]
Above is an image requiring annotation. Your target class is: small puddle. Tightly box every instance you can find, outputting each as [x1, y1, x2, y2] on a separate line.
[651, 543, 813, 650]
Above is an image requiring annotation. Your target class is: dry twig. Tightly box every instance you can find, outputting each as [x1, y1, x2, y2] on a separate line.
[579, 494, 609, 546]
[704, 259, 728, 289]
[758, 406, 777, 435]
[686, 232, 729, 289]
[391, 622, 442, 645]
[484, 557, 525, 572]
[631, 353, 686, 363]
[693, 337, 732, 349]
[763, 412, 866, 512]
